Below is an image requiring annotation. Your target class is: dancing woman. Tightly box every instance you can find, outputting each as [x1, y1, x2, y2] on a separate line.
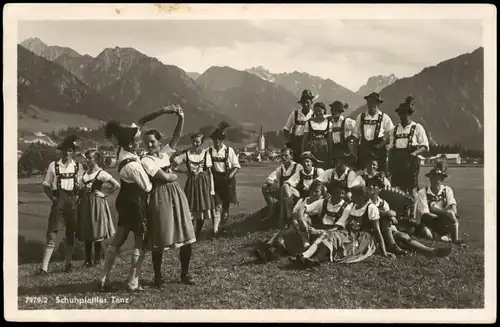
[140, 105, 197, 287]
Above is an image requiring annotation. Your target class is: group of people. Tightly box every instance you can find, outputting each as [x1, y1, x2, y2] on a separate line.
[37, 105, 240, 291]
[34, 89, 467, 290]
[255, 89, 467, 266]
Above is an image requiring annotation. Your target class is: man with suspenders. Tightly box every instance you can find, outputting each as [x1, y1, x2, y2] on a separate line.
[388, 96, 429, 194]
[328, 101, 357, 163]
[261, 147, 303, 226]
[209, 122, 241, 236]
[283, 89, 315, 163]
[38, 135, 84, 275]
[353, 92, 394, 174]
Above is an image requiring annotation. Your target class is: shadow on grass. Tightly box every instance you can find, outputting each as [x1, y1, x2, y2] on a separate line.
[222, 204, 280, 238]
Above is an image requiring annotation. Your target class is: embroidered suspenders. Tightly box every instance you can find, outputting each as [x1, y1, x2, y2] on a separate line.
[118, 158, 137, 173]
[392, 123, 418, 151]
[297, 167, 318, 192]
[308, 120, 330, 140]
[427, 187, 448, 208]
[321, 199, 350, 225]
[54, 161, 79, 195]
[186, 151, 209, 173]
[331, 118, 347, 144]
[360, 112, 384, 141]
[210, 147, 230, 174]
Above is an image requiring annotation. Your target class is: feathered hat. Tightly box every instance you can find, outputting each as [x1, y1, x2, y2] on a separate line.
[395, 96, 416, 115]
[58, 135, 79, 151]
[210, 121, 230, 140]
[104, 120, 140, 147]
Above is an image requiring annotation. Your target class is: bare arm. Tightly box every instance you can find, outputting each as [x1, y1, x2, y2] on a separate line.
[410, 145, 427, 156]
[168, 106, 185, 149]
[371, 219, 393, 257]
[137, 105, 175, 129]
[102, 176, 120, 197]
[228, 167, 239, 179]
[153, 169, 178, 183]
[43, 185, 56, 204]
[283, 129, 291, 141]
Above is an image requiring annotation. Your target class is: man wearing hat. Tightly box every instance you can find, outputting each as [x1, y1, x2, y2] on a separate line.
[353, 92, 394, 174]
[415, 167, 467, 247]
[388, 96, 429, 194]
[38, 135, 84, 275]
[209, 121, 241, 235]
[283, 89, 315, 163]
[328, 100, 357, 160]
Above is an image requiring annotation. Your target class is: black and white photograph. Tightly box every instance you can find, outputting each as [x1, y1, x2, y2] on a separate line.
[4, 3, 496, 323]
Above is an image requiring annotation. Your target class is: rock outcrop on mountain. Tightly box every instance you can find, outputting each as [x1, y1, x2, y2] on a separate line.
[356, 74, 398, 96]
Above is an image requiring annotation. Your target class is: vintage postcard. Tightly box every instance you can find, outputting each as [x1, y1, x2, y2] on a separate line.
[3, 3, 496, 323]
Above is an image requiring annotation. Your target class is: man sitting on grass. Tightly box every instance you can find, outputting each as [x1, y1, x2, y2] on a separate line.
[416, 167, 467, 247]
[261, 147, 303, 226]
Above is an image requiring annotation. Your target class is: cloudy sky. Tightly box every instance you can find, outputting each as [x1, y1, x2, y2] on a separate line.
[18, 19, 483, 91]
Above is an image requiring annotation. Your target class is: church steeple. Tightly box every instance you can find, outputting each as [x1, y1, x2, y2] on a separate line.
[258, 125, 265, 151]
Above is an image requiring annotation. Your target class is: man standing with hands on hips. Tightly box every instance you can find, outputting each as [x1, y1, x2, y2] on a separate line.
[38, 135, 84, 275]
[353, 92, 394, 175]
[283, 89, 315, 163]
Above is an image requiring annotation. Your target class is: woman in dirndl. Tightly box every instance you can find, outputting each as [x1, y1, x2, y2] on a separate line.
[301, 102, 332, 170]
[291, 185, 395, 267]
[251, 180, 327, 262]
[140, 105, 197, 287]
[172, 132, 216, 239]
[77, 149, 120, 268]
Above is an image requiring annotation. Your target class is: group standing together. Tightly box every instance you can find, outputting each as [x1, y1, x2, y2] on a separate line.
[256, 89, 467, 266]
[35, 89, 467, 290]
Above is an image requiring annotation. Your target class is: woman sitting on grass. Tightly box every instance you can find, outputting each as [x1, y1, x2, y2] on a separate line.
[290, 184, 395, 268]
[366, 176, 452, 258]
[251, 180, 327, 262]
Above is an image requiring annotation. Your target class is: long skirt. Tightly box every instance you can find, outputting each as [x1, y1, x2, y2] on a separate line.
[184, 171, 216, 219]
[316, 229, 377, 263]
[147, 181, 196, 250]
[307, 138, 330, 170]
[213, 172, 238, 206]
[388, 149, 420, 192]
[77, 191, 115, 242]
[115, 183, 149, 236]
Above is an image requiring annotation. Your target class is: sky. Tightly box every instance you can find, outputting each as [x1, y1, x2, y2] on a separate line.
[18, 19, 483, 91]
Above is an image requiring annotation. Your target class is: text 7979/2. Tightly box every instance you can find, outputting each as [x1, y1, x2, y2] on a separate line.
[24, 296, 48, 304]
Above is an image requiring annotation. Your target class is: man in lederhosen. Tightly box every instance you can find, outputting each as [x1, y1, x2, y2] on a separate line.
[353, 92, 394, 174]
[209, 121, 241, 237]
[283, 89, 315, 163]
[388, 96, 429, 194]
[38, 135, 84, 275]
[328, 101, 357, 164]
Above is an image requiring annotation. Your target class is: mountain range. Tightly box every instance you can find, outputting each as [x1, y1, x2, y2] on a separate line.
[349, 47, 484, 149]
[18, 37, 484, 149]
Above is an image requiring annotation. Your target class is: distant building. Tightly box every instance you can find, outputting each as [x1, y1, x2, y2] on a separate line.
[428, 153, 462, 165]
[257, 126, 266, 151]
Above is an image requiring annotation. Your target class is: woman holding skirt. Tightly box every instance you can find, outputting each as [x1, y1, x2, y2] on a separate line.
[140, 105, 197, 287]
[77, 149, 119, 268]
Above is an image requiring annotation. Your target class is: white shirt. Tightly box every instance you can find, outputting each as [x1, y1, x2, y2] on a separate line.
[266, 162, 303, 184]
[389, 121, 430, 150]
[173, 149, 213, 174]
[316, 167, 359, 189]
[349, 202, 380, 221]
[283, 109, 314, 136]
[303, 119, 329, 133]
[82, 169, 113, 190]
[329, 116, 357, 144]
[43, 159, 84, 191]
[140, 144, 176, 177]
[285, 167, 325, 191]
[209, 144, 241, 173]
[305, 198, 353, 227]
[416, 185, 457, 219]
[117, 148, 152, 193]
[370, 197, 390, 212]
[353, 110, 394, 141]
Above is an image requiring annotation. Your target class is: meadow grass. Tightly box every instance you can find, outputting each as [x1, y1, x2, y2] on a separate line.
[17, 164, 484, 309]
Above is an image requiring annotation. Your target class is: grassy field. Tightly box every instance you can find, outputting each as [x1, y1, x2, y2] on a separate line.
[17, 164, 485, 310]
